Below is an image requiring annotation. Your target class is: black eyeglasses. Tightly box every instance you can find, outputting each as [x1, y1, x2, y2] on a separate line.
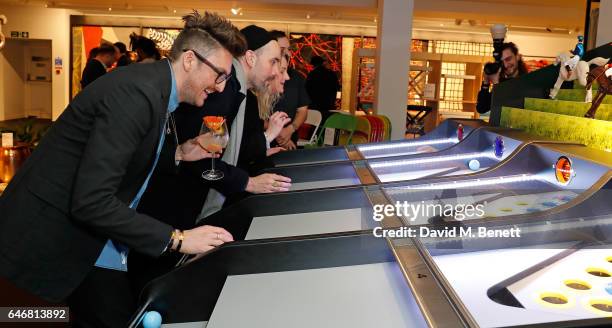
[183, 48, 231, 84]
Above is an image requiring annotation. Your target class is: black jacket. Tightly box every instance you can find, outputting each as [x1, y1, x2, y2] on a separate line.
[0, 60, 175, 302]
[477, 62, 529, 114]
[128, 66, 247, 295]
[237, 90, 270, 174]
[80, 58, 107, 89]
[136, 66, 248, 230]
[305, 65, 339, 112]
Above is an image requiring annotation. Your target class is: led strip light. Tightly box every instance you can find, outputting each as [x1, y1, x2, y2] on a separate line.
[386, 174, 537, 193]
[369, 152, 496, 169]
[357, 138, 458, 152]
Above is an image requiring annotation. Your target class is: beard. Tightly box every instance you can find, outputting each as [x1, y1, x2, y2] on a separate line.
[252, 80, 281, 120]
[183, 77, 207, 107]
[252, 79, 269, 96]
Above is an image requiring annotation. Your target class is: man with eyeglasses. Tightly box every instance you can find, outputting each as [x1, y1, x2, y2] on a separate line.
[0, 11, 245, 327]
[184, 47, 233, 84]
[127, 24, 294, 296]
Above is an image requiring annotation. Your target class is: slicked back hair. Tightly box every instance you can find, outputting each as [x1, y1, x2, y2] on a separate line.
[169, 11, 247, 61]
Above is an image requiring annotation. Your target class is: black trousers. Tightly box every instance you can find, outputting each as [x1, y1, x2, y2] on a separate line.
[66, 267, 135, 328]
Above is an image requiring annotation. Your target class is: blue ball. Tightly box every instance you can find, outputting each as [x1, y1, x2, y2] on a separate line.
[606, 283, 612, 295]
[468, 159, 480, 171]
[142, 311, 162, 328]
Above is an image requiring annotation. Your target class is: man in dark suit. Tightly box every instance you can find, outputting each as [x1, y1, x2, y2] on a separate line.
[80, 43, 117, 89]
[128, 25, 293, 296]
[0, 11, 246, 327]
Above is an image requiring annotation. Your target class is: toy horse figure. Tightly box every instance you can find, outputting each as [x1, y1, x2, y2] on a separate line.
[549, 52, 609, 103]
[584, 65, 612, 119]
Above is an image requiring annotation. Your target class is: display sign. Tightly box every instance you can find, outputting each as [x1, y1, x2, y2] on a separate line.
[2, 133, 14, 147]
[10, 31, 29, 38]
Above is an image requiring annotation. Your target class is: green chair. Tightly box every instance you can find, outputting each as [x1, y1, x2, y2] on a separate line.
[341, 116, 370, 144]
[312, 113, 358, 147]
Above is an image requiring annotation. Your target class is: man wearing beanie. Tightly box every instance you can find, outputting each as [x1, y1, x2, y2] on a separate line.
[128, 24, 294, 297]
[199, 24, 292, 217]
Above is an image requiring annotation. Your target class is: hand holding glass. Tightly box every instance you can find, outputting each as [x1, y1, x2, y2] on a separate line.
[199, 116, 229, 180]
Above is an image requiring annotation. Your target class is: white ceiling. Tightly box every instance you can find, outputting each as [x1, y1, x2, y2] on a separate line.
[0, 0, 588, 33]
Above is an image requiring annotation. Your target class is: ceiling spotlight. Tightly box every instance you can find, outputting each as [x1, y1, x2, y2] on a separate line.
[173, 9, 177, 14]
[108, 7, 112, 11]
[440, 23, 444, 27]
[230, 7, 242, 15]
[374, 17, 377, 23]
[306, 13, 311, 19]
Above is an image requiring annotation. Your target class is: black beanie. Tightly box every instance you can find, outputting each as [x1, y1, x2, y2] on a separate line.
[240, 25, 274, 51]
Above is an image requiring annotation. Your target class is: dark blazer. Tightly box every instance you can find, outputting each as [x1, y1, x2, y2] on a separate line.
[237, 90, 270, 174]
[136, 66, 248, 230]
[128, 67, 247, 295]
[80, 58, 107, 89]
[0, 60, 175, 302]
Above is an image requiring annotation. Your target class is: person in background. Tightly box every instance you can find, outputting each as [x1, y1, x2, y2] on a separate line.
[80, 42, 118, 89]
[130, 33, 162, 63]
[269, 30, 310, 150]
[0, 11, 245, 327]
[499, 42, 528, 80]
[305, 55, 339, 121]
[114, 41, 132, 67]
[476, 42, 528, 115]
[87, 46, 99, 60]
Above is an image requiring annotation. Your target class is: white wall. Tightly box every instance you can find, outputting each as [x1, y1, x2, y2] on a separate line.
[0, 38, 53, 120]
[0, 5, 75, 120]
[0, 40, 26, 120]
[410, 30, 575, 59]
[596, 0, 612, 47]
[505, 32, 577, 59]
